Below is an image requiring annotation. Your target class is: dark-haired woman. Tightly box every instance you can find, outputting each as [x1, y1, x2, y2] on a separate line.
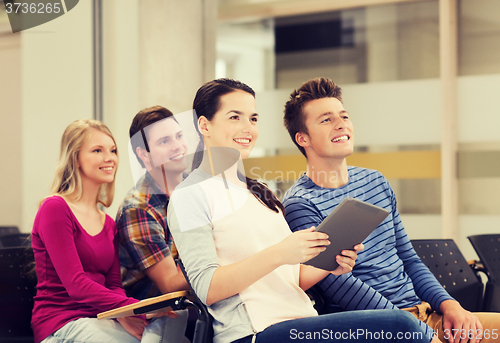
[167, 79, 437, 343]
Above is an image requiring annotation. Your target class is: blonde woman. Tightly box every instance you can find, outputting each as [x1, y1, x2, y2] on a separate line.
[31, 119, 181, 343]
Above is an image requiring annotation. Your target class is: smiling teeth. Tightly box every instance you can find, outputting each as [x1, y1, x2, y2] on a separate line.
[332, 136, 349, 142]
[101, 167, 113, 171]
[234, 138, 250, 143]
[170, 154, 184, 161]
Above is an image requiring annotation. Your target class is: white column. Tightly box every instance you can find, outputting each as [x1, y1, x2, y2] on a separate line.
[101, 0, 141, 217]
[138, 0, 216, 113]
[0, 31, 22, 229]
[103, 0, 217, 216]
[21, 1, 93, 231]
[439, 0, 458, 239]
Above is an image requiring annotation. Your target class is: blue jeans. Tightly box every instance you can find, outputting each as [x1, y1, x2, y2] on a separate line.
[41, 310, 188, 343]
[233, 310, 430, 343]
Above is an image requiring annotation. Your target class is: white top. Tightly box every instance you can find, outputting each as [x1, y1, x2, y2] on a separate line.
[168, 169, 317, 343]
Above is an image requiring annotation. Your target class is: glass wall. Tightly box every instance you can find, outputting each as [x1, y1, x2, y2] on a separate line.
[457, 0, 500, 218]
[218, 1, 441, 88]
[459, 0, 500, 76]
[217, 0, 500, 256]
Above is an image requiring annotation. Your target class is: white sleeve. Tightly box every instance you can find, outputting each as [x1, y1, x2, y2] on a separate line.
[167, 185, 219, 305]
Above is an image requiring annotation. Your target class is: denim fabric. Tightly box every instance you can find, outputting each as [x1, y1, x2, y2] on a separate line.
[41, 310, 188, 343]
[232, 310, 432, 343]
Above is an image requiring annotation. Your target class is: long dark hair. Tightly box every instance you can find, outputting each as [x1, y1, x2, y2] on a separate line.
[192, 78, 284, 214]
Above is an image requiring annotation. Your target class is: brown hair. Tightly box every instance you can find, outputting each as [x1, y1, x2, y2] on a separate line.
[129, 105, 176, 168]
[283, 77, 343, 157]
[192, 78, 284, 214]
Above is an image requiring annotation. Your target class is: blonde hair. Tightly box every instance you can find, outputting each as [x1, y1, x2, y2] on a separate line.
[50, 119, 117, 207]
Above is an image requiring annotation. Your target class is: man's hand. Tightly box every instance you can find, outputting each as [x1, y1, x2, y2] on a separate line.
[331, 243, 364, 275]
[440, 299, 483, 343]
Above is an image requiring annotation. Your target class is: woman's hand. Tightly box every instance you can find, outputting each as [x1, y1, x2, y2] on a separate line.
[275, 227, 330, 265]
[205, 227, 329, 305]
[330, 243, 364, 275]
[117, 316, 148, 340]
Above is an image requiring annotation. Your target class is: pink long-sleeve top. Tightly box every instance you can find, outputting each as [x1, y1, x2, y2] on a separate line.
[31, 196, 141, 343]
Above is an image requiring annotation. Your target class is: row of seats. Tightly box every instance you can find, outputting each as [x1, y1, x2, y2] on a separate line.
[412, 237, 500, 313]
[1, 229, 499, 343]
[467, 235, 500, 312]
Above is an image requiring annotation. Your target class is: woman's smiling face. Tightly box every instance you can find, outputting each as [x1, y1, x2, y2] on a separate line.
[201, 90, 258, 159]
[77, 129, 118, 186]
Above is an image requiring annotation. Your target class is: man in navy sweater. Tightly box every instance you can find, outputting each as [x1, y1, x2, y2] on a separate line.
[282, 77, 498, 343]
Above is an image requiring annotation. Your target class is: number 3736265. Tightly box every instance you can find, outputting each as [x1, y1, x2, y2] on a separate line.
[5, 3, 62, 14]
[443, 329, 498, 340]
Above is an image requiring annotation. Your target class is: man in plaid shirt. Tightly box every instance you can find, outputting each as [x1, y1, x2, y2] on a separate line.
[116, 106, 189, 300]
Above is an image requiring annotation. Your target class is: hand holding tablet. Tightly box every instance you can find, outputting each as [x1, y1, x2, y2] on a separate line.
[304, 197, 390, 271]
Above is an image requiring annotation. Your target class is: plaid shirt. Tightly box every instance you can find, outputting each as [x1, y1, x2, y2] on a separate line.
[116, 172, 173, 300]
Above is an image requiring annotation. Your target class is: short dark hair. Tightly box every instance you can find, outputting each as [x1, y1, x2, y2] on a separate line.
[129, 105, 175, 167]
[283, 77, 343, 157]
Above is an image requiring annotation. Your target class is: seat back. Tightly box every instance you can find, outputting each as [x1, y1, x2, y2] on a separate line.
[482, 282, 500, 312]
[0, 233, 32, 248]
[0, 246, 37, 342]
[0, 226, 20, 237]
[0, 227, 23, 248]
[468, 234, 500, 312]
[468, 234, 500, 282]
[411, 239, 484, 312]
[177, 260, 213, 343]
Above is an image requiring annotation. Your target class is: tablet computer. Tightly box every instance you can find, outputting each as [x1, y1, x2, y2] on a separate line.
[304, 197, 390, 271]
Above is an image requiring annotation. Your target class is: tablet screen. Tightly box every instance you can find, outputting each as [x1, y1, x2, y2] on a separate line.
[304, 197, 390, 271]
